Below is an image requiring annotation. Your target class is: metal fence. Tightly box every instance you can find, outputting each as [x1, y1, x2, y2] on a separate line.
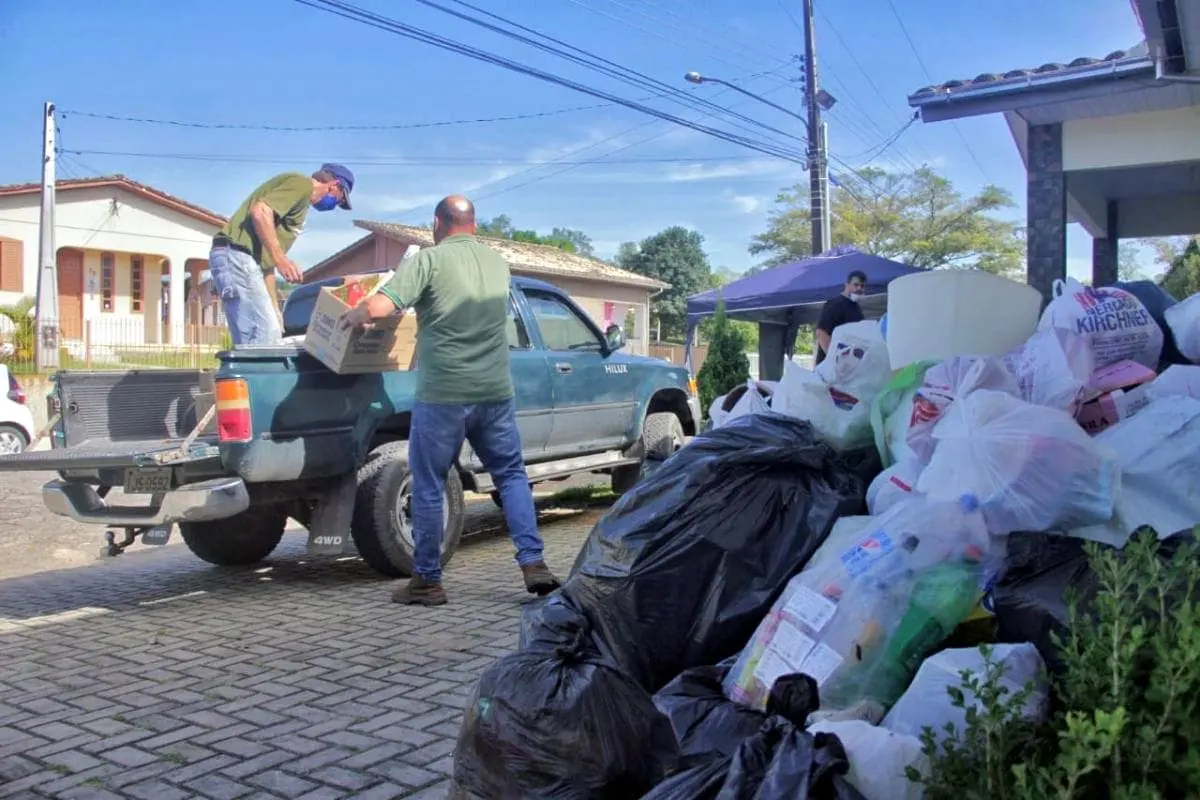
[0, 315, 231, 375]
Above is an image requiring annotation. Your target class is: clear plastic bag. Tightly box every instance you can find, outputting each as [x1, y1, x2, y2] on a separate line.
[1146, 364, 1200, 402]
[866, 459, 922, 516]
[774, 322, 893, 451]
[881, 644, 1048, 746]
[1003, 326, 1095, 414]
[917, 390, 1120, 535]
[1038, 277, 1164, 369]
[907, 356, 1020, 463]
[1164, 292, 1200, 363]
[722, 497, 996, 714]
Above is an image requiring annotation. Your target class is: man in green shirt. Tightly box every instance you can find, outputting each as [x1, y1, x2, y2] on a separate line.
[210, 164, 354, 344]
[339, 195, 560, 606]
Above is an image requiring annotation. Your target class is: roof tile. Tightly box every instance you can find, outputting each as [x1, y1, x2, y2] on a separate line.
[0, 174, 226, 225]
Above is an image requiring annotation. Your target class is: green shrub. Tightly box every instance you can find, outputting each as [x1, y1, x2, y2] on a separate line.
[913, 530, 1200, 799]
[696, 298, 750, 415]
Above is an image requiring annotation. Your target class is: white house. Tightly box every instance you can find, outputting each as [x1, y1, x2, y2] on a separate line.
[0, 174, 226, 349]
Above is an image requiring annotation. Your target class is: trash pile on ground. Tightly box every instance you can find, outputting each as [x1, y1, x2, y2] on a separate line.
[451, 277, 1200, 799]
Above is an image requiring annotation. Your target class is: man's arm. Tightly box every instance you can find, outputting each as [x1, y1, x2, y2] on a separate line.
[815, 327, 832, 354]
[249, 201, 302, 283]
[815, 300, 838, 353]
[338, 253, 432, 330]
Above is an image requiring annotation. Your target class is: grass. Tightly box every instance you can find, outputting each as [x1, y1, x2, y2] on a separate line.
[542, 485, 618, 509]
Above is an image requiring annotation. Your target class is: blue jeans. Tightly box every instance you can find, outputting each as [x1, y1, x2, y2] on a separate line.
[208, 246, 282, 345]
[408, 399, 543, 583]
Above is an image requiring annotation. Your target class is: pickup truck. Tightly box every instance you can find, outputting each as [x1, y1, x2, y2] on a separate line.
[0, 276, 701, 577]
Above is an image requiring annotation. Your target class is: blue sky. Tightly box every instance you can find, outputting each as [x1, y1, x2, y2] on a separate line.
[0, 0, 1147, 279]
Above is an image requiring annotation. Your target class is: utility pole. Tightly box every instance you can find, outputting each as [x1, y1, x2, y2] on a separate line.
[801, 0, 826, 256]
[818, 121, 832, 250]
[36, 101, 60, 371]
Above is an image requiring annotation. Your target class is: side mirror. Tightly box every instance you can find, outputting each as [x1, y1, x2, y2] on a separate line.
[605, 324, 626, 352]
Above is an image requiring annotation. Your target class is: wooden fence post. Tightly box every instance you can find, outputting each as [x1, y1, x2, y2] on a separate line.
[84, 321, 92, 369]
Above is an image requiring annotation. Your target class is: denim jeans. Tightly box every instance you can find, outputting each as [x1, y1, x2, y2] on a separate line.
[208, 245, 282, 345]
[408, 399, 543, 583]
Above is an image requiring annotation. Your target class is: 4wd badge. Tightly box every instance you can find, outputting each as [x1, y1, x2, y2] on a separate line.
[604, 364, 628, 374]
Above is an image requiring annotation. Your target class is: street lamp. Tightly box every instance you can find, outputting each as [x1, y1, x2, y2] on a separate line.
[682, 71, 810, 128]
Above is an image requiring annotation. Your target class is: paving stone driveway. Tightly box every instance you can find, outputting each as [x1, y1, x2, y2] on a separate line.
[0, 508, 600, 799]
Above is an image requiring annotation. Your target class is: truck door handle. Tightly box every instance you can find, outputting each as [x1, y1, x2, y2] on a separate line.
[555, 362, 573, 375]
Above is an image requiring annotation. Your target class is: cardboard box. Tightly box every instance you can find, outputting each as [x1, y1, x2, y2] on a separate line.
[1075, 360, 1155, 434]
[304, 287, 417, 374]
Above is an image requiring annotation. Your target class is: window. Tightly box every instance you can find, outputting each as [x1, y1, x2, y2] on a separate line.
[506, 296, 531, 349]
[624, 307, 637, 339]
[130, 255, 144, 312]
[100, 252, 114, 312]
[0, 237, 22, 293]
[525, 290, 601, 351]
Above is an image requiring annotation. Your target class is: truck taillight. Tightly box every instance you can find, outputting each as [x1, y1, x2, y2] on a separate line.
[215, 378, 252, 443]
[687, 377, 698, 397]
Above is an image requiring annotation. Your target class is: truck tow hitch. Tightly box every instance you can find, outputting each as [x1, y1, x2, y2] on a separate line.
[101, 528, 139, 558]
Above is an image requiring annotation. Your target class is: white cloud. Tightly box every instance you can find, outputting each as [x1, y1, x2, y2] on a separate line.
[729, 194, 763, 214]
[663, 159, 793, 183]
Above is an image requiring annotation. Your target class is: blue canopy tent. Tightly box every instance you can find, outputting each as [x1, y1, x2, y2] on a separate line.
[685, 246, 925, 380]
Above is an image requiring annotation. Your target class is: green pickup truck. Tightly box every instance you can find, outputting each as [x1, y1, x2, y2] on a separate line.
[0, 276, 701, 577]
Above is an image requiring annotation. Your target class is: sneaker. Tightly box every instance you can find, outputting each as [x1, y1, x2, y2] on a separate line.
[520, 562, 562, 596]
[391, 575, 448, 606]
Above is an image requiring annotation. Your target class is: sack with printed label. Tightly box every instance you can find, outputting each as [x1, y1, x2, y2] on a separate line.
[1038, 277, 1163, 369]
[1003, 326, 1095, 414]
[722, 497, 996, 715]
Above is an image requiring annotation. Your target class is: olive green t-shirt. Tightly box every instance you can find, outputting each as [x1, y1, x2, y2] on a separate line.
[217, 173, 312, 272]
[378, 234, 514, 404]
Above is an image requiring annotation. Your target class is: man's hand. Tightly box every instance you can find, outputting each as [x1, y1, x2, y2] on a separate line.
[276, 257, 303, 284]
[338, 302, 373, 332]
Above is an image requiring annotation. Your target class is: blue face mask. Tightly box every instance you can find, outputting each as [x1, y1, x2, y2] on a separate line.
[313, 193, 338, 212]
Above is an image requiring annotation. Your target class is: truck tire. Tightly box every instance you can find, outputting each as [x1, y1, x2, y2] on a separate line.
[643, 411, 685, 460]
[351, 441, 466, 578]
[611, 412, 686, 495]
[179, 505, 288, 567]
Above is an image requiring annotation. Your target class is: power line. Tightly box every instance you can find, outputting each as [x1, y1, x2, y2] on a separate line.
[415, 0, 806, 149]
[289, 0, 808, 164]
[60, 147, 770, 166]
[842, 112, 919, 163]
[58, 104, 625, 132]
[883, 0, 992, 182]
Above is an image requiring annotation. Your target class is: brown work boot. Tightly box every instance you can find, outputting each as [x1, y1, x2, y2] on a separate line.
[520, 562, 562, 596]
[391, 575, 447, 606]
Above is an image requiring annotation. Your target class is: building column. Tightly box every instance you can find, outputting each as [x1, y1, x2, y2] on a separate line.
[1091, 200, 1120, 287]
[1026, 123, 1068, 301]
[163, 252, 188, 346]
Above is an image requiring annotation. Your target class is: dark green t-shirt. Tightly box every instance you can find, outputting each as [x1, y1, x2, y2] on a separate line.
[217, 172, 312, 272]
[378, 234, 514, 404]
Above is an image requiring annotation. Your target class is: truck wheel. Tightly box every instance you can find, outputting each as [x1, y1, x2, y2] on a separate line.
[179, 505, 288, 567]
[351, 441, 466, 578]
[643, 412, 685, 460]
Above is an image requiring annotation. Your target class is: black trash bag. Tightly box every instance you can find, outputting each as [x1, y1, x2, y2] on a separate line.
[642, 671, 862, 800]
[1114, 280, 1190, 367]
[991, 529, 1196, 673]
[453, 599, 677, 799]
[562, 414, 878, 691]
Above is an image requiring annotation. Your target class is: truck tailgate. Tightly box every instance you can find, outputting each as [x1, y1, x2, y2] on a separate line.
[0, 368, 217, 472]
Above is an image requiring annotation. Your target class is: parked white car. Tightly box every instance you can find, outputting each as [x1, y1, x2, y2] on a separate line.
[0, 365, 35, 454]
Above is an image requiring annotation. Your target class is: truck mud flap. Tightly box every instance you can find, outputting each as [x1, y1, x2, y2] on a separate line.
[305, 471, 359, 555]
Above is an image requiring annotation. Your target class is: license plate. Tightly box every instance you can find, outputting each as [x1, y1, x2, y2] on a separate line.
[142, 524, 173, 546]
[123, 468, 172, 494]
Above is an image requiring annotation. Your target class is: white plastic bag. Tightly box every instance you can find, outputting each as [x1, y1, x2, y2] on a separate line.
[1038, 277, 1164, 369]
[712, 381, 771, 428]
[866, 458, 922, 516]
[917, 390, 1120, 535]
[723, 498, 995, 713]
[809, 719, 928, 800]
[882, 644, 1048, 746]
[907, 356, 1019, 463]
[775, 321, 892, 450]
[1164, 292, 1200, 363]
[1070, 394, 1200, 547]
[1003, 326, 1095, 414]
[1146, 364, 1200, 402]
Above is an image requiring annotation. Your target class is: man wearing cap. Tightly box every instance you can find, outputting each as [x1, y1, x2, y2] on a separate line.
[210, 163, 354, 345]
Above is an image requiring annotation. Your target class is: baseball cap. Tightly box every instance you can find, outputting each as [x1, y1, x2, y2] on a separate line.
[320, 162, 355, 210]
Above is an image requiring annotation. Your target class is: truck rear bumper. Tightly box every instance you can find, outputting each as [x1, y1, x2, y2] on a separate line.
[43, 476, 250, 527]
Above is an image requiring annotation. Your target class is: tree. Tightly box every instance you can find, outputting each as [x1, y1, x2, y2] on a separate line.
[751, 165, 1023, 275]
[617, 226, 712, 341]
[1159, 238, 1200, 300]
[477, 215, 593, 255]
[1118, 241, 1145, 281]
[704, 267, 757, 348]
[696, 298, 750, 415]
